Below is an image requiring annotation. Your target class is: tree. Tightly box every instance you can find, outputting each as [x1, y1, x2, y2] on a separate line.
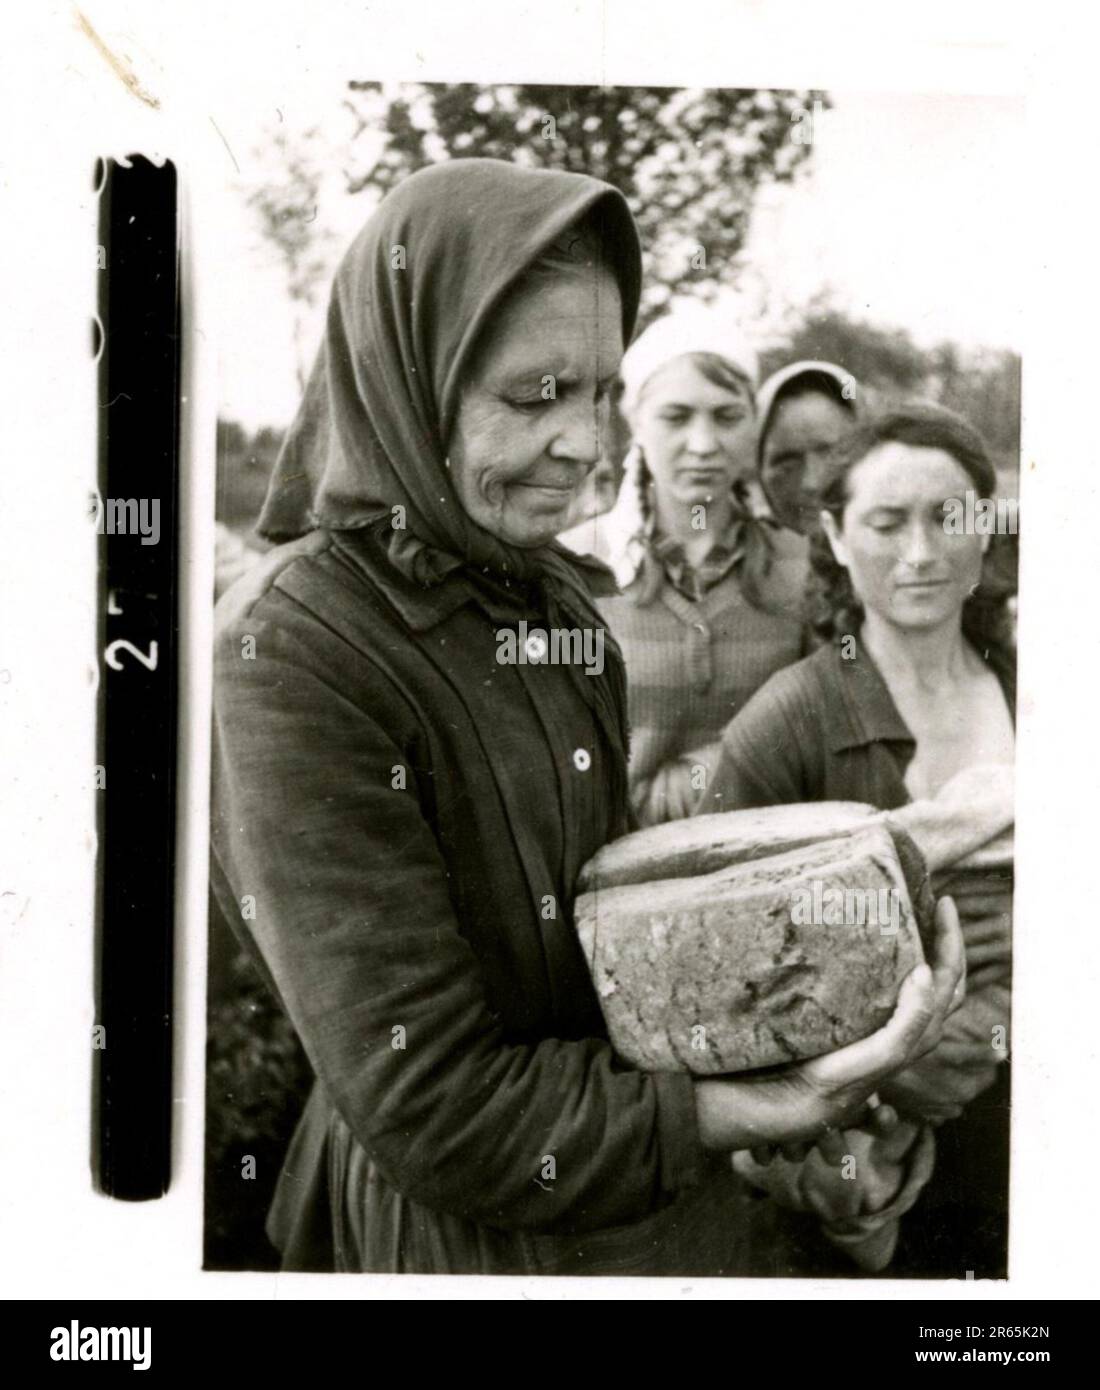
[759, 302, 930, 397]
[247, 125, 340, 390]
[760, 302, 1021, 477]
[342, 82, 826, 325]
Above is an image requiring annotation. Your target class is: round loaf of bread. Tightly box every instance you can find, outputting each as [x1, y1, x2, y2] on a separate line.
[573, 804, 936, 1074]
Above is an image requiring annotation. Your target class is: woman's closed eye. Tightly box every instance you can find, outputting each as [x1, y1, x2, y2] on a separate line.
[659, 408, 748, 427]
[504, 393, 549, 413]
[502, 374, 616, 413]
[865, 511, 906, 533]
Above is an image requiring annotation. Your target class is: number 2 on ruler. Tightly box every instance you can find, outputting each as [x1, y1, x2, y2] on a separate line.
[106, 639, 159, 672]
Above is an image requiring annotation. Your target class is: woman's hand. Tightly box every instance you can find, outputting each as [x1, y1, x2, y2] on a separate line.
[734, 1120, 922, 1227]
[878, 1036, 1002, 1123]
[694, 896, 965, 1152]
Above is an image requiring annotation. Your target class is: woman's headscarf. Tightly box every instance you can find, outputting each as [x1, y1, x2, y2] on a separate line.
[258, 158, 640, 594]
[571, 301, 777, 605]
[754, 359, 859, 526]
[617, 303, 759, 420]
[257, 158, 643, 808]
[755, 360, 858, 463]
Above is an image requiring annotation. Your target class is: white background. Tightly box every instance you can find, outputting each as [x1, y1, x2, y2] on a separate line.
[1, 0, 1096, 1300]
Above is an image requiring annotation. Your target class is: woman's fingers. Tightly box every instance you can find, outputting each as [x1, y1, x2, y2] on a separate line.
[922, 1038, 997, 1067]
[925, 1105, 965, 1125]
[905, 897, 967, 1062]
[929, 895, 967, 1021]
[728, 899, 968, 1147]
[865, 1101, 899, 1137]
[950, 892, 1010, 922]
[815, 1128, 849, 1166]
[802, 960, 937, 1097]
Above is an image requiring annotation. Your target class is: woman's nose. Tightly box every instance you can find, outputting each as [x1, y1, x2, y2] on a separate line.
[686, 420, 718, 456]
[550, 399, 603, 467]
[902, 521, 939, 566]
[803, 447, 835, 497]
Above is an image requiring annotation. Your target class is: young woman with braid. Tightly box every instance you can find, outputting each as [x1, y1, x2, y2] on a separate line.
[562, 304, 813, 826]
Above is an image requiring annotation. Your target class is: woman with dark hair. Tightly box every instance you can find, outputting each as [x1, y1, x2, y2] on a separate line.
[709, 402, 1015, 804]
[562, 305, 812, 825]
[704, 400, 1015, 1273]
[808, 404, 1016, 686]
[756, 360, 859, 534]
[211, 162, 962, 1276]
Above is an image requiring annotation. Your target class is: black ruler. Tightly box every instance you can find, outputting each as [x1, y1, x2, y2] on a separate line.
[92, 155, 179, 1200]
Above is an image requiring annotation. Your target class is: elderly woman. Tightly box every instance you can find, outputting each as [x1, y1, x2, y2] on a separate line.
[756, 360, 859, 534]
[562, 307, 812, 826]
[211, 160, 962, 1276]
[705, 401, 1014, 1275]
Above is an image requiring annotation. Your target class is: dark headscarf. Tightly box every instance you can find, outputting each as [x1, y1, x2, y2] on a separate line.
[257, 157, 643, 809]
[259, 158, 640, 573]
[755, 362, 858, 477]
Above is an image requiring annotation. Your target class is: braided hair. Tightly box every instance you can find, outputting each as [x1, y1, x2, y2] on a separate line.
[630, 351, 773, 610]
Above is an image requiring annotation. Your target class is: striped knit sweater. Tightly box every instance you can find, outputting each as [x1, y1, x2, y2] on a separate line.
[595, 524, 810, 826]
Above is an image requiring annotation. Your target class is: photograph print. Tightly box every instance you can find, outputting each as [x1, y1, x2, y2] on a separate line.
[204, 80, 1019, 1279]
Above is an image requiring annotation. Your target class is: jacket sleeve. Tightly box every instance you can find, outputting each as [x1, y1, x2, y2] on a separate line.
[700, 670, 816, 813]
[212, 593, 705, 1235]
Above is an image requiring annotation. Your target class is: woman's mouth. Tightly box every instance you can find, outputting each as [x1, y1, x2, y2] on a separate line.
[510, 481, 578, 508]
[678, 470, 729, 496]
[680, 465, 725, 480]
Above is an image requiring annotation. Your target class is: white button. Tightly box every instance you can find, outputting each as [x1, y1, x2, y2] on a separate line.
[525, 634, 547, 661]
[573, 748, 592, 772]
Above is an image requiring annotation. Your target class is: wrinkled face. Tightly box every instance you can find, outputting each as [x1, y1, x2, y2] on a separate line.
[632, 357, 755, 509]
[822, 442, 988, 633]
[447, 268, 623, 548]
[761, 391, 853, 533]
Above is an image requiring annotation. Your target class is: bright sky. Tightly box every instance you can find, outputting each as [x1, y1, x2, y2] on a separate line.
[208, 87, 1024, 431]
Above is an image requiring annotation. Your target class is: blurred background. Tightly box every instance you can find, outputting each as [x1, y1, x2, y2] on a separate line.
[206, 81, 1023, 1269]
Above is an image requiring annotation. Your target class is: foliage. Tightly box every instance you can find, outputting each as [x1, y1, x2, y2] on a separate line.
[342, 82, 825, 325]
[759, 303, 1021, 479]
[215, 419, 283, 540]
[204, 905, 312, 1271]
[246, 126, 341, 389]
